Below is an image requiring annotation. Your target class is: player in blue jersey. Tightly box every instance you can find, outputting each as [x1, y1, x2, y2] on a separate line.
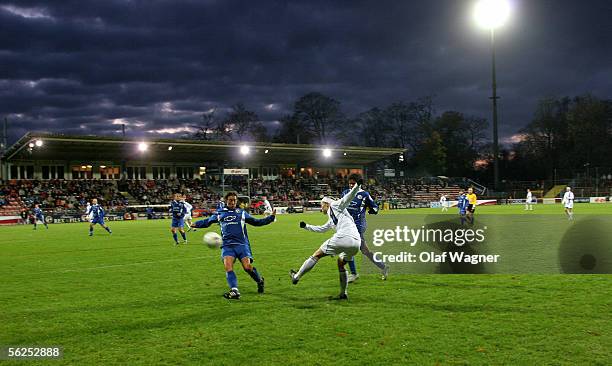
[169, 193, 188, 246]
[32, 204, 48, 230]
[457, 189, 469, 226]
[87, 198, 112, 236]
[341, 174, 389, 282]
[192, 191, 276, 300]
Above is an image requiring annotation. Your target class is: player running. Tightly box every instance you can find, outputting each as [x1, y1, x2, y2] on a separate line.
[561, 186, 574, 221]
[466, 187, 477, 225]
[181, 195, 194, 232]
[525, 189, 534, 211]
[87, 199, 112, 236]
[341, 174, 389, 282]
[32, 204, 48, 230]
[457, 190, 469, 225]
[290, 179, 362, 300]
[440, 194, 448, 212]
[170, 193, 188, 245]
[192, 192, 275, 300]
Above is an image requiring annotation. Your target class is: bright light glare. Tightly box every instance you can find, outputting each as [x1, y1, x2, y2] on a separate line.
[322, 148, 332, 158]
[35, 139, 43, 147]
[264, 149, 269, 154]
[168, 146, 173, 151]
[240, 145, 250, 155]
[28, 143, 35, 148]
[138, 142, 148, 152]
[474, 0, 510, 30]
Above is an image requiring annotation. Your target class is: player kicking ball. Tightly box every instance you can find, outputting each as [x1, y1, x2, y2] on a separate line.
[192, 192, 276, 300]
[290, 179, 362, 300]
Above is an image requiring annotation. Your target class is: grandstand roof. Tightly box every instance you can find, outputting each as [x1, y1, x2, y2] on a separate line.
[3, 132, 404, 166]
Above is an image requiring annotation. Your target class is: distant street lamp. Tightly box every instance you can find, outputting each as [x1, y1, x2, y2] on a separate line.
[474, 0, 510, 191]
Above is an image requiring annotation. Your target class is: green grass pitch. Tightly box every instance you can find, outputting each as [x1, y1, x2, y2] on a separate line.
[1, 205, 611, 365]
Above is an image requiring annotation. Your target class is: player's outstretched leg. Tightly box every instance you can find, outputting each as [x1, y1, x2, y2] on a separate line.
[360, 238, 387, 277]
[33, 221, 37, 230]
[102, 224, 112, 234]
[223, 256, 240, 299]
[89, 224, 94, 236]
[179, 229, 187, 244]
[290, 255, 319, 284]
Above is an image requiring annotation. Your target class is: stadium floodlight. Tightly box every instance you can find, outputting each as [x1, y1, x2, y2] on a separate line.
[264, 149, 269, 154]
[81, 165, 87, 169]
[35, 139, 43, 147]
[168, 146, 173, 151]
[343, 152, 347, 156]
[322, 148, 332, 158]
[138, 142, 148, 152]
[86, 165, 92, 168]
[240, 145, 250, 155]
[100, 165, 107, 169]
[474, 0, 510, 30]
[28, 142, 35, 148]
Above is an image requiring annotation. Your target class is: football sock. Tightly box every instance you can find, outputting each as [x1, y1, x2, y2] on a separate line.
[172, 233, 178, 243]
[246, 267, 262, 283]
[296, 256, 318, 279]
[348, 260, 357, 275]
[105, 227, 111, 233]
[339, 269, 348, 295]
[180, 231, 186, 241]
[226, 271, 238, 289]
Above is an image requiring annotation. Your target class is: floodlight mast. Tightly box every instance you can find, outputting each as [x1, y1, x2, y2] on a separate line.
[474, 0, 510, 191]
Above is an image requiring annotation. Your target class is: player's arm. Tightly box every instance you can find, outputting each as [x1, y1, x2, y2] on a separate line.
[365, 192, 379, 214]
[244, 210, 276, 226]
[338, 182, 361, 211]
[300, 217, 333, 233]
[193, 214, 218, 228]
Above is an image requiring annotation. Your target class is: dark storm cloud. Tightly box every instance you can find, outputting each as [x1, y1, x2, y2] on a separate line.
[1, 0, 611, 145]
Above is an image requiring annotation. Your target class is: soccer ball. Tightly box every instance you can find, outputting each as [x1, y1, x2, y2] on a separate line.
[203, 232, 222, 248]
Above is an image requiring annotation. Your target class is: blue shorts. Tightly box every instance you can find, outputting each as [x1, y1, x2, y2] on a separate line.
[171, 218, 184, 228]
[91, 217, 105, 225]
[36, 215, 44, 221]
[221, 245, 253, 262]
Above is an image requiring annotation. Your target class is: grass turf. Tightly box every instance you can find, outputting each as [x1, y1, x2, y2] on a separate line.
[0, 204, 610, 365]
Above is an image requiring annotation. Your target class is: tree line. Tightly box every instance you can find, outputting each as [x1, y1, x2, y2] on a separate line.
[193, 92, 612, 183]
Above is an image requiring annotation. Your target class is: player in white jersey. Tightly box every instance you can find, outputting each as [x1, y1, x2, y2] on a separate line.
[181, 195, 194, 232]
[525, 189, 534, 211]
[561, 186, 574, 220]
[289, 180, 362, 300]
[262, 196, 273, 216]
[440, 195, 448, 212]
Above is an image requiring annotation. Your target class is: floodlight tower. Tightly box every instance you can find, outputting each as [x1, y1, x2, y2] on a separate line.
[474, 0, 510, 191]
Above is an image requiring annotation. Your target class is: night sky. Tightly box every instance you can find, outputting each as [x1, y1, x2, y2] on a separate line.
[1, 0, 611, 146]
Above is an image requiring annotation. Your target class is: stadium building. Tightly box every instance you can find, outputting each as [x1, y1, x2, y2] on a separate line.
[1, 132, 404, 181]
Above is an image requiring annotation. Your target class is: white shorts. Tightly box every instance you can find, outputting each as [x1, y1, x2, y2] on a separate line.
[319, 235, 360, 261]
[184, 214, 192, 221]
[564, 203, 574, 209]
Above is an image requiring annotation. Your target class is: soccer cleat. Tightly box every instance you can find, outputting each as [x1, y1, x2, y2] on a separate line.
[89, 232, 93, 237]
[329, 293, 349, 301]
[174, 241, 179, 247]
[347, 273, 359, 283]
[257, 277, 265, 294]
[382, 265, 390, 280]
[289, 269, 299, 285]
[223, 289, 241, 300]
[183, 240, 188, 244]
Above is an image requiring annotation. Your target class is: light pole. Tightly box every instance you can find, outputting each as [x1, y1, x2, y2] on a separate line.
[474, 0, 510, 191]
